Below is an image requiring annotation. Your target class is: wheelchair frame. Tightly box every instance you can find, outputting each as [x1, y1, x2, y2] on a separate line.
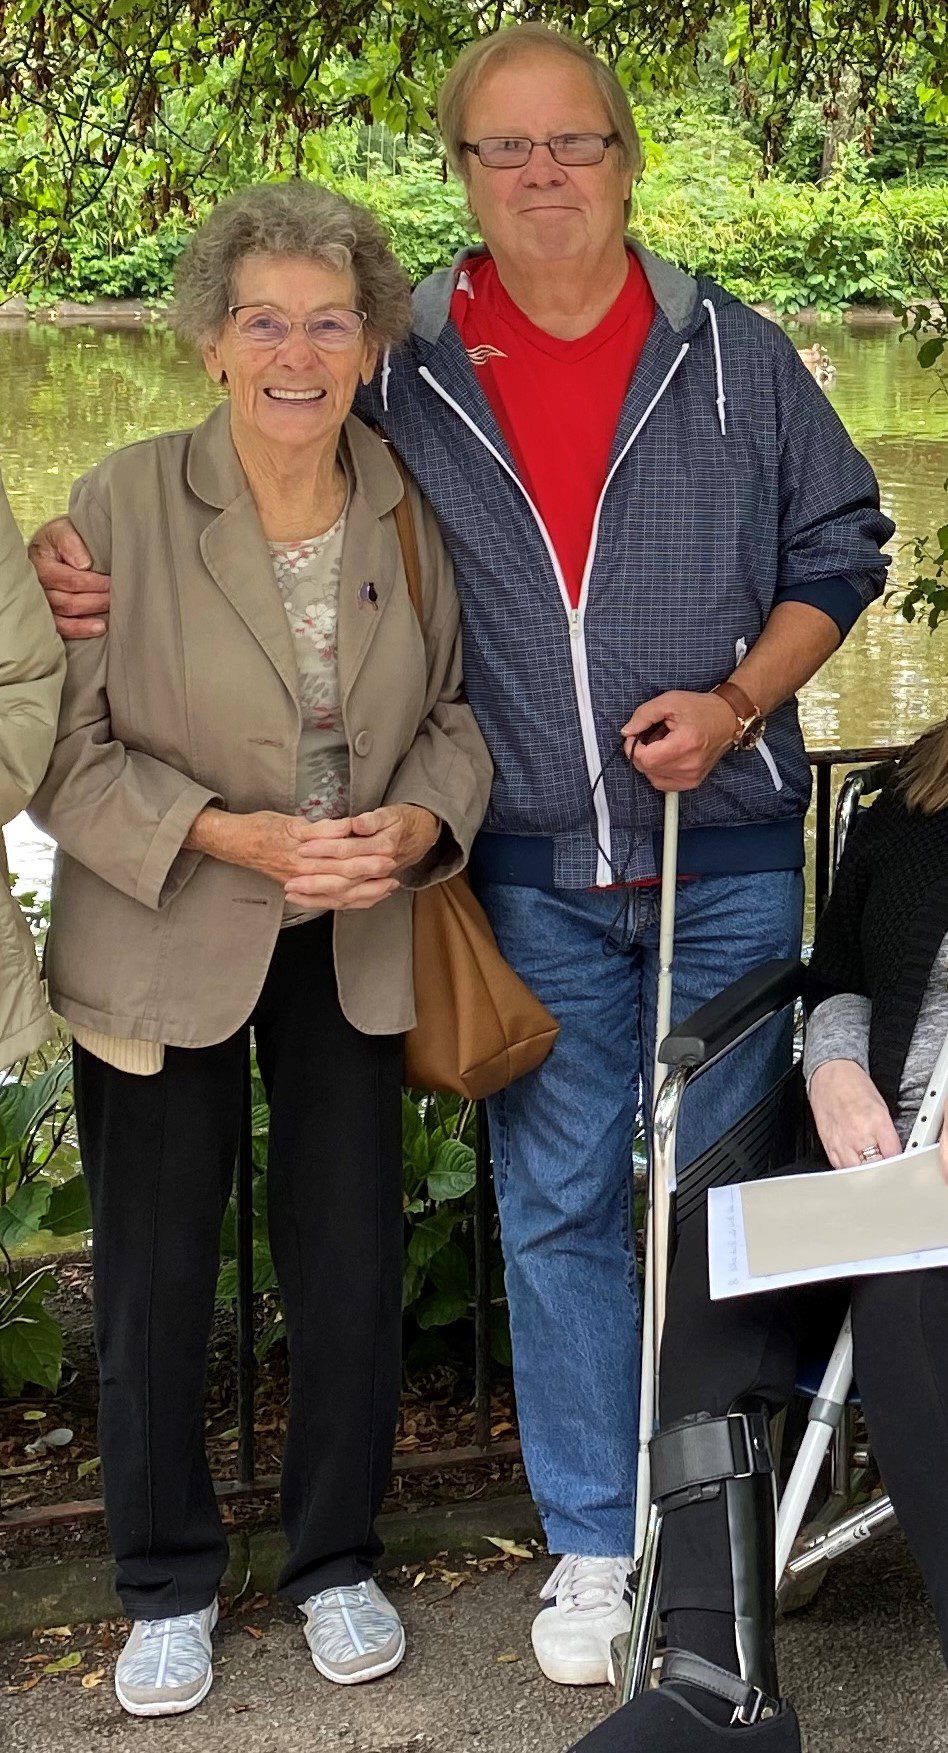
[622, 762, 948, 1699]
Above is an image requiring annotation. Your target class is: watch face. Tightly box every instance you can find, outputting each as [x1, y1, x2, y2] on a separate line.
[738, 717, 767, 750]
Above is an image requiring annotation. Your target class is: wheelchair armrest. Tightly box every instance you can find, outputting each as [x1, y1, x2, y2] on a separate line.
[659, 958, 805, 1070]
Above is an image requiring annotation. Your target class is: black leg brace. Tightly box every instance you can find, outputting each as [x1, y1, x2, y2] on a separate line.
[649, 1406, 785, 1724]
[565, 1410, 800, 1752]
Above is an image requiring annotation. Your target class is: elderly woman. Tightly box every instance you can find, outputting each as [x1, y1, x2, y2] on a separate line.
[30, 181, 491, 1719]
[569, 718, 948, 1752]
[0, 480, 64, 1069]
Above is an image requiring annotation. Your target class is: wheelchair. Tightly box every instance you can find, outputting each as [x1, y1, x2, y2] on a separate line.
[618, 759, 912, 1700]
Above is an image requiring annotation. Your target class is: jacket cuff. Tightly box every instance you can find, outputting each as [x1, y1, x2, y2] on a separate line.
[386, 782, 471, 892]
[135, 784, 223, 911]
[774, 575, 864, 639]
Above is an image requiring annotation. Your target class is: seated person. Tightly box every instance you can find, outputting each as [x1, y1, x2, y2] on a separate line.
[570, 715, 948, 1751]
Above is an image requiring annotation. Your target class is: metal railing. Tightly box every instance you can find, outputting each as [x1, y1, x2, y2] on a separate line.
[1, 744, 901, 1534]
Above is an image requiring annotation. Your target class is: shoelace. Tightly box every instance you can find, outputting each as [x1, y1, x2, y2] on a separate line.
[140, 1612, 204, 1642]
[540, 1554, 632, 1616]
[309, 1582, 373, 1612]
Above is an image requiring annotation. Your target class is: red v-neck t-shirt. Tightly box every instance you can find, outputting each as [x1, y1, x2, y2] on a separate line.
[452, 253, 656, 608]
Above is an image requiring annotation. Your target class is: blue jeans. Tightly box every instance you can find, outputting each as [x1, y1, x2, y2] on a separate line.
[479, 871, 804, 1557]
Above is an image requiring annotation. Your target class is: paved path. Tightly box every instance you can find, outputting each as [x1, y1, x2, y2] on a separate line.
[4, 1533, 947, 1751]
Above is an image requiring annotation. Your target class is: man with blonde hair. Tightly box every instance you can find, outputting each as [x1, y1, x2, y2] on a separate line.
[33, 22, 892, 1719]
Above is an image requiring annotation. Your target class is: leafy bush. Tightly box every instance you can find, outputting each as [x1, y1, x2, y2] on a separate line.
[5, 114, 946, 315]
[0, 1050, 87, 1396]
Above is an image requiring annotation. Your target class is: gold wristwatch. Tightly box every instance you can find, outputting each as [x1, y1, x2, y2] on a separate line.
[712, 680, 767, 750]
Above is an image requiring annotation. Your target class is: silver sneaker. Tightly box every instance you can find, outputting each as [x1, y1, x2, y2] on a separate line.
[301, 1579, 405, 1684]
[114, 1598, 219, 1717]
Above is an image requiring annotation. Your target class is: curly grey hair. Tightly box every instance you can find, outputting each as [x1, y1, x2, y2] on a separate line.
[171, 180, 413, 349]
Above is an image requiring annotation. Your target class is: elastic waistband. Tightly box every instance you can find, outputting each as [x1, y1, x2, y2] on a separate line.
[469, 819, 805, 890]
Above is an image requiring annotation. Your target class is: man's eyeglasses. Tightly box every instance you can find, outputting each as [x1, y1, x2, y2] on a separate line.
[228, 305, 368, 350]
[460, 132, 620, 170]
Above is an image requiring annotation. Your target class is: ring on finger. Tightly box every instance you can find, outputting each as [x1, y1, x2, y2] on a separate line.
[858, 1144, 883, 1163]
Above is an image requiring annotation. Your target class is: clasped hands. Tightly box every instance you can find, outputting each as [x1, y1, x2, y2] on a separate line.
[192, 804, 440, 912]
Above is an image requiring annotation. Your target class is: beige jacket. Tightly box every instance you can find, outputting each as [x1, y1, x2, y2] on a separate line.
[31, 405, 492, 1043]
[0, 476, 65, 1070]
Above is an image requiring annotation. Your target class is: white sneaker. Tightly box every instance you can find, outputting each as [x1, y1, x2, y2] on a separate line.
[300, 1579, 405, 1684]
[114, 1598, 218, 1717]
[531, 1555, 633, 1685]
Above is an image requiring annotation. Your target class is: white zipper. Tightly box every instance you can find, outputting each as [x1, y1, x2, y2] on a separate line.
[419, 345, 690, 885]
[734, 637, 783, 791]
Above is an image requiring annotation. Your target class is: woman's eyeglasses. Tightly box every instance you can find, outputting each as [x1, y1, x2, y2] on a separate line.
[460, 132, 619, 169]
[228, 305, 368, 350]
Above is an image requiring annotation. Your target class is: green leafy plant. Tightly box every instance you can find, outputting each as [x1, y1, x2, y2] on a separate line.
[886, 297, 948, 631]
[0, 1051, 87, 1395]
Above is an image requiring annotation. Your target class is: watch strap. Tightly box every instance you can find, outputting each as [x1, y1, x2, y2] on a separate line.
[713, 679, 762, 735]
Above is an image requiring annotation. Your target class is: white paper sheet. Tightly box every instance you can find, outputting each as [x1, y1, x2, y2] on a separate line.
[708, 1145, 948, 1301]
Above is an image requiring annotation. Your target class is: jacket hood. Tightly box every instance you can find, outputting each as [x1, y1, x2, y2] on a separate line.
[409, 238, 737, 343]
[382, 239, 739, 436]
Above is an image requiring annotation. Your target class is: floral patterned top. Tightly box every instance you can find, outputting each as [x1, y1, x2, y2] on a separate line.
[268, 499, 350, 925]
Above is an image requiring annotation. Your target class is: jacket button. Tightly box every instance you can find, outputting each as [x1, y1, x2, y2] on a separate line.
[354, 730, 373, 757]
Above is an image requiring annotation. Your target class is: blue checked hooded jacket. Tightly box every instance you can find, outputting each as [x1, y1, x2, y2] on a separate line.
[358, 242, 894, 889]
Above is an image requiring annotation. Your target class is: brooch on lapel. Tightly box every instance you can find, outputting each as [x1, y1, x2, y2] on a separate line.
[358, 581, 379, 610]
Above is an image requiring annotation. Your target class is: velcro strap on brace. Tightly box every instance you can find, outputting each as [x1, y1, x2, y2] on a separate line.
[662, 1650, 780, 1725]
[649, 1412, 772, 1505]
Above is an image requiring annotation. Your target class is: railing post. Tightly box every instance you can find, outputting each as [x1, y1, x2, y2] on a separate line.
[235, 1036, 255, 1487]
[814, 762, 832, 919]
[473, 1103, 493, 1451]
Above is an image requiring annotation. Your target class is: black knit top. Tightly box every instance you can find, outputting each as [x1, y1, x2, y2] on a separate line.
[804, 786, 948, 1114]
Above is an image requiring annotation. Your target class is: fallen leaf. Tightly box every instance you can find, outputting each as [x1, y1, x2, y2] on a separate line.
[44, 1652, 83, 1674]
[412, 1570, 427, 1588]
[484, 1537, 534, 1560]
[39, 1627, 73, 1640]
[23, 1410, 46, 1423]
[495, 1652, 520, 1663]
[243, 1626, 263, 1640]
[6, 1677, 42, 1693]
[77, 1457, 101, 1480]
[81, 1669, 106, 1689]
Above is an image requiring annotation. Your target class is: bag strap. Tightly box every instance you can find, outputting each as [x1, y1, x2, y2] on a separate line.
[388, 451, 424, 628]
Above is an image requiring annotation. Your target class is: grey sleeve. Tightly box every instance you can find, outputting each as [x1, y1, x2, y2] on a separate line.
[803, 992, 872, 1088]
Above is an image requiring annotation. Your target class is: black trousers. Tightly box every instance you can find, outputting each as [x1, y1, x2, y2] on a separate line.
[75, 916, 404, 1618]
[659, 1202, 948, 1667]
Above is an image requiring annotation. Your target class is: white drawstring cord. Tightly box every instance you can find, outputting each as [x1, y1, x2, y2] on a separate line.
[702, 297, 727, 436]
[380, 344, 392, 412]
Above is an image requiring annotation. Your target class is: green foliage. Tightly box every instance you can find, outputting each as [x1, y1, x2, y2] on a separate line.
[0, 3, 946, 286]
[632, 112, 948, 313]
[4, 96, 944, 314]
[887, 299, 948, 631]
[0, 1048, 82, 1396]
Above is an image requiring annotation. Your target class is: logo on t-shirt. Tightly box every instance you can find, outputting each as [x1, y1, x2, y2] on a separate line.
[465, 343, 508, 366]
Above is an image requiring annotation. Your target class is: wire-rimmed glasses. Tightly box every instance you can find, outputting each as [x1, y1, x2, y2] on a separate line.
[228, 305, 368, 350]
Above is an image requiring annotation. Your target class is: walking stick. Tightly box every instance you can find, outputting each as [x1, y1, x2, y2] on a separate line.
[624, 790, 680, 1699]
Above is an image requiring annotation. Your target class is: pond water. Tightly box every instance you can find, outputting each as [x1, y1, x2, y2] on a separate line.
[3, 315, 947, 898]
